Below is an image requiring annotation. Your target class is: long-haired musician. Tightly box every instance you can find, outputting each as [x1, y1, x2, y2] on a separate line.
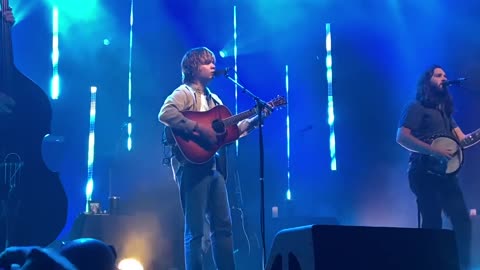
[397, 65, 473, 270]
[158, 47, 260, 270]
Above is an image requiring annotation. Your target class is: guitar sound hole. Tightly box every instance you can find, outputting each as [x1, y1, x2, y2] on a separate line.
[212, 120, 226, 134]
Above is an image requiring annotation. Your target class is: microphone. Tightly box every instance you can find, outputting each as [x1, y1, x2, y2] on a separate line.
[442, 77, 467, 87]
[214, 67, 232, 77]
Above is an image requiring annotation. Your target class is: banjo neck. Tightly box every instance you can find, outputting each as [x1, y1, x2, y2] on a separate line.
[461, 128, 480, 149]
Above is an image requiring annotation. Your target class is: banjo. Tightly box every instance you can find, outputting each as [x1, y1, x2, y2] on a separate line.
[423, 129, 480, 176]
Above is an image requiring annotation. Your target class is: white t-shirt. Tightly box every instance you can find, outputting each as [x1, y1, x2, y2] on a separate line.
[199, 93, 210, 112]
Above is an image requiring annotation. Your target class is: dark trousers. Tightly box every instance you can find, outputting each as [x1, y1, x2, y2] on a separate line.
[177, 164, 235, 270]
[409, 169, 471, 269]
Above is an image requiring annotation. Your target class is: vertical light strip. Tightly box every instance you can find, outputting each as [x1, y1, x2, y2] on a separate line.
[285, 65, 291, 200]
[51, 6, 59, 100]
[85, 86, 97, 212]
[233, 5, 239, 156]
[127, 0, 134, 151]
[326, 23, 337, 170]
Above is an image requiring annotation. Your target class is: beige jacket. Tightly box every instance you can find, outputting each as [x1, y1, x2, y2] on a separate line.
[158, 84, 258, 180]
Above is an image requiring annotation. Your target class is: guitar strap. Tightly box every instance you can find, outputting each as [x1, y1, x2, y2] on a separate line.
[211, 96, 221, 106]
[438, 104, 457, 141]
[207, 87, 221, 107]
[412, 103, 452, 168]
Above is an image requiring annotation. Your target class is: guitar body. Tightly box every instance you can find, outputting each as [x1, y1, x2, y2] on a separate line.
[1, 6, 67, 249]
[164, 95, 286, 164]
[169, 105, 240, 164]
[421, 135, 464, 176]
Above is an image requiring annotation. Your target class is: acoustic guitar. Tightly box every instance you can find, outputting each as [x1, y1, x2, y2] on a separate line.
[165, 95, 287, 164]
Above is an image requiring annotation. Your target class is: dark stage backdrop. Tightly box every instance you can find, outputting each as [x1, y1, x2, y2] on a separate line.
[9, 0, 480, 268]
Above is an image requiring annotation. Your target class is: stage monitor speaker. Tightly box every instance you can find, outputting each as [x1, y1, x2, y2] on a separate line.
[266, 224, 459, 270]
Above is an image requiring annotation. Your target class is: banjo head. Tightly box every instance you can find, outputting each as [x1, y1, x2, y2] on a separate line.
[428, 135, 464, 175]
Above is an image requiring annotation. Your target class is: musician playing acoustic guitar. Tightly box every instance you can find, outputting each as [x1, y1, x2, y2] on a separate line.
[396, 65, 475, 270]
[158, 47, 266, 270]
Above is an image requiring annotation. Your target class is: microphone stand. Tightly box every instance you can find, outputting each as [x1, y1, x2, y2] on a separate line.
[224, 73, 270, 269]
[106, 121, 129, 214]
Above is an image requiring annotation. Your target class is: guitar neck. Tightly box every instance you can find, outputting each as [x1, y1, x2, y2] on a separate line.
[222, 107, 257, 127]
[461, 128, 480, 149]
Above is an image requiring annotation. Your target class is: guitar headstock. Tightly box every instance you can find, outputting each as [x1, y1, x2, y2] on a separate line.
[267, 95, 287, 110]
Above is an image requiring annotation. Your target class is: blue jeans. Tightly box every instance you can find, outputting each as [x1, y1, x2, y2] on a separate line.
[177, 164, 235, 270]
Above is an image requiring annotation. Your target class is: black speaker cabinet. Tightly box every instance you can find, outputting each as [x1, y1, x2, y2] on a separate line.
[266, 224, 460, 270]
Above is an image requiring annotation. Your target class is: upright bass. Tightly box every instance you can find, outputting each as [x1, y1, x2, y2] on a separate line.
[0, 2, 67, 249]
